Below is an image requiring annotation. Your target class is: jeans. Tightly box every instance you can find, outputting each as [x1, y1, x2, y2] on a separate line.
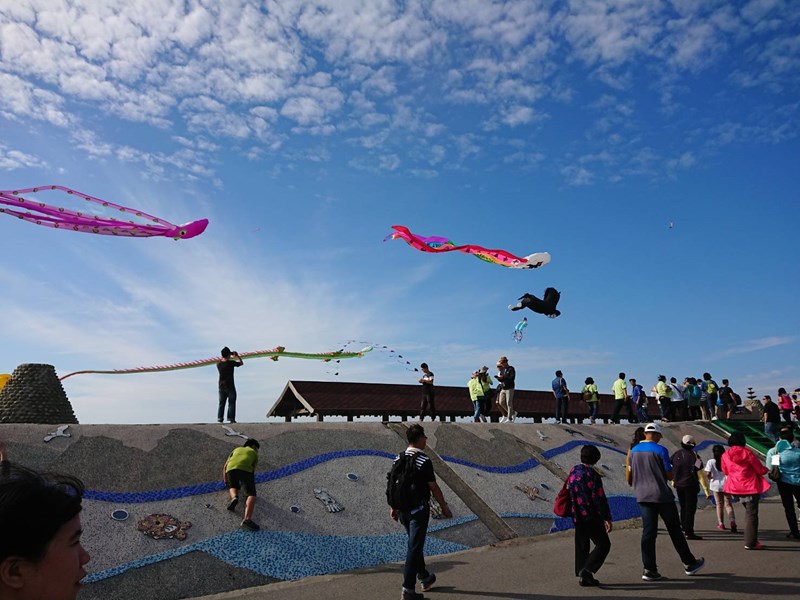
[574, 518, 611, 576]
[666, 401, 687, 422]
[738, 494, 760, 547]
[636, 403, 649, 423]
[713, 491, 736, 526]
[777, 481, 800, 536]
[676, 486, 699, 535]
[765, 422, 781, 442]
[612, 399, 635, 423]
[472, 400, 481, 422]
[638, 502, 696, 571]
[555, 396, 569, 422]
[218, 386, 237, 422]
[587, 402, 599, 421]
[398, 507, 431, 591]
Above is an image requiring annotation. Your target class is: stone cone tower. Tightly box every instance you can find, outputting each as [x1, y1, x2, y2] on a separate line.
[0, 364, 79, 424]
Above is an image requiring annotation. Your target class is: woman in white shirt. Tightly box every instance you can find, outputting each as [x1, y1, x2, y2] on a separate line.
[704, 444, 737, 532]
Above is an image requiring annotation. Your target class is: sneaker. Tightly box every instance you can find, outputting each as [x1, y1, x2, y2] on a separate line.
[744, 542, 764, 550]
[226, 497, 239, 511]
[642, 569, 663, 581]
[401, 590, 424, 600]
[217, 419, 223, 423]
[512, 411, 518, 420]
[240, 519, 260, 531]
[228, 420, 237, 424]
[730, 522, 738, 533]
[500, 416, 508, 423]
[684, 557, 705, 576]
[786, 533, 800, 540]
[716, 523, 726, 531]
[420, 573, 436, 592]
[685, 533, 703, 540]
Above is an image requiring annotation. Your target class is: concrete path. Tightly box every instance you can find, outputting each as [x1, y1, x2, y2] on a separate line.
[191, 497, 800, 600]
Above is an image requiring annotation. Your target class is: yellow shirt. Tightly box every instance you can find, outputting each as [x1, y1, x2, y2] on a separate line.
[612, 378, 627, 400]
[656, 380, 671, 398]
[225, 446, 258, 473]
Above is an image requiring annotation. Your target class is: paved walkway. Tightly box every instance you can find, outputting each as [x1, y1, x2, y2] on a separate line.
[192, 497, 800, 600]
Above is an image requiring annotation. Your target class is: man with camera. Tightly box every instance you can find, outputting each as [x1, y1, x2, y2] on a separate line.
[217, 346, 243, 423]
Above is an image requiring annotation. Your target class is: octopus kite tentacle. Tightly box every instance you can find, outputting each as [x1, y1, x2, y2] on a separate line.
[0, 185, 208, 239]
[59, 346, 373, 380]
[387, 225, 550, 269]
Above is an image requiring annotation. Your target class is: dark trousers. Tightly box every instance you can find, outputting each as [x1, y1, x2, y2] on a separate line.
[639, 502, 696, 571]
[555, 396, 569, 421]
[738, 494, 760, 547]
[420, 392, 436, 420]
[574, 519, 611, 576]
[399, 508, 431, 590]
[777, 481, 800, 536]
[218, 386, 237, 422]
[480, 390, 494, 417]
[612, 399, 636, 423]
[666, 401, 687, 422]
[676, 486, 699, 535]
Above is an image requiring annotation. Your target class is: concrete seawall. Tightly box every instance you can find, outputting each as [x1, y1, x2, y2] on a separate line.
[0, 420, 731, 600]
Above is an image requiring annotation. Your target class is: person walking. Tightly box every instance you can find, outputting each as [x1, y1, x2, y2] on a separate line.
[703, 444, 737, 533]
[567, 445, 612, 587]
[467, 371, 483, 423]
[217, 346, 243, 423]
[765, 428, 800, 540]
[582, 377, 599, 425]
[686, 377, 702, 421]
[631, 378, 649, 423]
[418, 363, 436, 422]
[495, 357, 516, 423]
[762, 395, 782, 442]
[778, 388, 794, 424]
[671, 435, 709, 540]
[667, 377, 686, 422]
[611, 373, 634, 424]
[629, 422, 705, 581]
[701, 373, 719, 421]
[625, 427, 646, 486]
[655, 375, 671, 422]
[388, 424, 453, 600]
[477, 366, 493, 422]
[552, 370, 569, 424]
[223, 438, 261, 531]
[722, 431, 771, 550]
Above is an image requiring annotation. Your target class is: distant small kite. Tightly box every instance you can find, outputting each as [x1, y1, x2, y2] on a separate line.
[0, 185, 208, 239]
[59, 346, 373, 380]
[512, 317, 528, 343]
[387, 225, 550, 269]
[509, 288, 561, 318]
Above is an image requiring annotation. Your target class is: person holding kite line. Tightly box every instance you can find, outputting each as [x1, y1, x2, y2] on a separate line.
[217, 347, 243, 424]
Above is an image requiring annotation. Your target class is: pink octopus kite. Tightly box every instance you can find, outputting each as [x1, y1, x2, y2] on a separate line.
[0, 185, 208, 239]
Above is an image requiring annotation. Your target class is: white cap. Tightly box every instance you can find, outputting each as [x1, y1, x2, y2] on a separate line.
[644, 422, 662, 434]
[681, 434, 696, 446]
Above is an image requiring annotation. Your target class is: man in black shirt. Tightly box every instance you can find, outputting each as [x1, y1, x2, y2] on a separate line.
[418, 363, 436, 422]
[389, 424, 452, 600]
[217, 346, 243, 423]
[762, 395, 781, 441]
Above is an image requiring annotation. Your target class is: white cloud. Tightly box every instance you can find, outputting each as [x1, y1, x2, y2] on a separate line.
[717, 336, 796, 357]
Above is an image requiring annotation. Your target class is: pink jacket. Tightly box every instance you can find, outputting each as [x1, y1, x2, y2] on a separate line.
[779, 394, 793, 411]
[721, 446, 770, 495]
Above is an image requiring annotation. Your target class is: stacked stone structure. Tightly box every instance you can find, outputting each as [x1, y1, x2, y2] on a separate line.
[0, 363, 78, 423]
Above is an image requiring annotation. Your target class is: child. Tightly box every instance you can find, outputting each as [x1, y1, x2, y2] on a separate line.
[704, 444, 737, 533]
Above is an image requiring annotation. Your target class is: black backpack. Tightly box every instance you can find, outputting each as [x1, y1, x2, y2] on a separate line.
[386, 452, 424, 512]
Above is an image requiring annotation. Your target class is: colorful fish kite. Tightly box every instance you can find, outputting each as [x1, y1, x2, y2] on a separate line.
[59, 346, 373, 380]
[0, 185, 208, 239]
[387, 225, 550, 269]
[512, 317, 528, 343]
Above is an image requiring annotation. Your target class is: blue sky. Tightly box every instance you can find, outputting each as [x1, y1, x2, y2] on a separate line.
[0, 0, 797, 424]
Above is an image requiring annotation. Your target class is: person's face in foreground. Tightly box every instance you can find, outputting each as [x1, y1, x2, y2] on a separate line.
[21, 514, 90, 600]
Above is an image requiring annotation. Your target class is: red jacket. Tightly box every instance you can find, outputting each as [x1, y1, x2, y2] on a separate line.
[721, 446, 770, 495]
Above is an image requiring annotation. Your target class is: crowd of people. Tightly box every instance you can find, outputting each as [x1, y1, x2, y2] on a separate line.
[567, 421, 800, 588]
[448, 362, 800, 433]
